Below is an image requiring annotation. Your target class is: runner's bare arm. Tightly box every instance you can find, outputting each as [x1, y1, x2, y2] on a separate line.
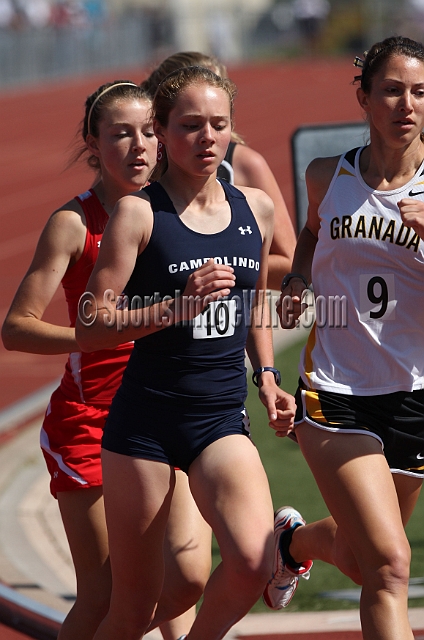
[242, 187, 296, 435]
[2, 203, 86, 354]
[233, 144, 296, 290]
[277, 156, 339, 328]
[76, 195, 236, 351]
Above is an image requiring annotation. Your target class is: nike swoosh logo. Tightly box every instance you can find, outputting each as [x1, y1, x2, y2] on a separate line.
[408, 190, 424, 197]
[417, 453, 424, 460]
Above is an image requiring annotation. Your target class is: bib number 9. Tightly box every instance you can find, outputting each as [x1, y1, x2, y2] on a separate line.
[359, 274, 396, 322]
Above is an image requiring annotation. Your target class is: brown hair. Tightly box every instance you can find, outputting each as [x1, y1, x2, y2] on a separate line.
[142, 51, 228, 96]
[71, 81, 152, 171]
[142, 51, 245, 146]
[354, 36, 424, 93]
[149, 65, 237, 181]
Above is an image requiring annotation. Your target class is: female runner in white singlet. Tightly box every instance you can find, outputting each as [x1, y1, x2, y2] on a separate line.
[270, 36, 424, 640]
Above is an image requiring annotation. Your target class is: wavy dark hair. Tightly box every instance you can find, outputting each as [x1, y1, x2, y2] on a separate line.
[354, 35, 424, 93]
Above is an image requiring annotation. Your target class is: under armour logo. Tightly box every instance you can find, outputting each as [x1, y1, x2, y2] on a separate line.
[238, 226, 252, 235]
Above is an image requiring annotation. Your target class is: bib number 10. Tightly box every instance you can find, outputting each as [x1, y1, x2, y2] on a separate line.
[359, 273, 396, 322]
[193, 299, 237, 339]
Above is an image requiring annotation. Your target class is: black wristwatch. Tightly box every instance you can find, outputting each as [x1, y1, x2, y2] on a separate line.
[281, 272, 309, 291]
[252, 367, 281, 387]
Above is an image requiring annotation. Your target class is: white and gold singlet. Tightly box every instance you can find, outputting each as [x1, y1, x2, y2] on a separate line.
[301, 146, 424, 395]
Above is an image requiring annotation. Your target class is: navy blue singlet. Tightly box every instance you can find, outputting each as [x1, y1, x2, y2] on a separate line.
[103, 179, 262, 470]
[217, 141, 236, 184]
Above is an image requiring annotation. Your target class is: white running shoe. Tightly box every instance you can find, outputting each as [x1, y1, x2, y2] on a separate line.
[263, 506, 313, 610]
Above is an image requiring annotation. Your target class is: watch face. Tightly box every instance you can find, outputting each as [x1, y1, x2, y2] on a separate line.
[252, 368, 281, 386]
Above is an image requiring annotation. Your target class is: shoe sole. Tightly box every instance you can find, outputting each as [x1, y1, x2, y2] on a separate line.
[263, 506, 304, 610]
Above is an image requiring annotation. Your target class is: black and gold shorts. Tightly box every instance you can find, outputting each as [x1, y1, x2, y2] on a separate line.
[294, 381, 424, 477]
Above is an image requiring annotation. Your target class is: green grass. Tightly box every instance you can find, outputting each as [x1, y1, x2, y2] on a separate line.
[211, 336, 424, 613]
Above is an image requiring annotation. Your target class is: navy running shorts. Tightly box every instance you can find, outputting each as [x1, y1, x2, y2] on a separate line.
[102, 387, 251, 473]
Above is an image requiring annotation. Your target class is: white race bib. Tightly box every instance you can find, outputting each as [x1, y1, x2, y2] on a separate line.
[359, 273, 396, 322]
[193, 299, 237, 339]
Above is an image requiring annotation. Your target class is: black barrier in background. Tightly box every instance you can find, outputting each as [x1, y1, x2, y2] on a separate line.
[291, 121, 369, 234]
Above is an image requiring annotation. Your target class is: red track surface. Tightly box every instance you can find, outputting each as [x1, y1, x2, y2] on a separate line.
[0, 58, 362, 412]
[0, 622, 32, 639]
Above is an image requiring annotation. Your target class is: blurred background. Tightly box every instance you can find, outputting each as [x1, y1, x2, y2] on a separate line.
[0, 0, 423, 88]
[1, 0, 424, 628]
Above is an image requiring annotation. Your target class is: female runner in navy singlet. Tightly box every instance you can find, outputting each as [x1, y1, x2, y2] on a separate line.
[2, 81, 211, 640]
[142, 51, 296, 291]
[76, 66, 296, 640]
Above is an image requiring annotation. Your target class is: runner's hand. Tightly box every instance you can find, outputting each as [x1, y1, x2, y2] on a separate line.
[179, 259, 236, 322]
[276, 280, 308, 329]
[258, 379, 296, 437]
[398, 198, 424, 239]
